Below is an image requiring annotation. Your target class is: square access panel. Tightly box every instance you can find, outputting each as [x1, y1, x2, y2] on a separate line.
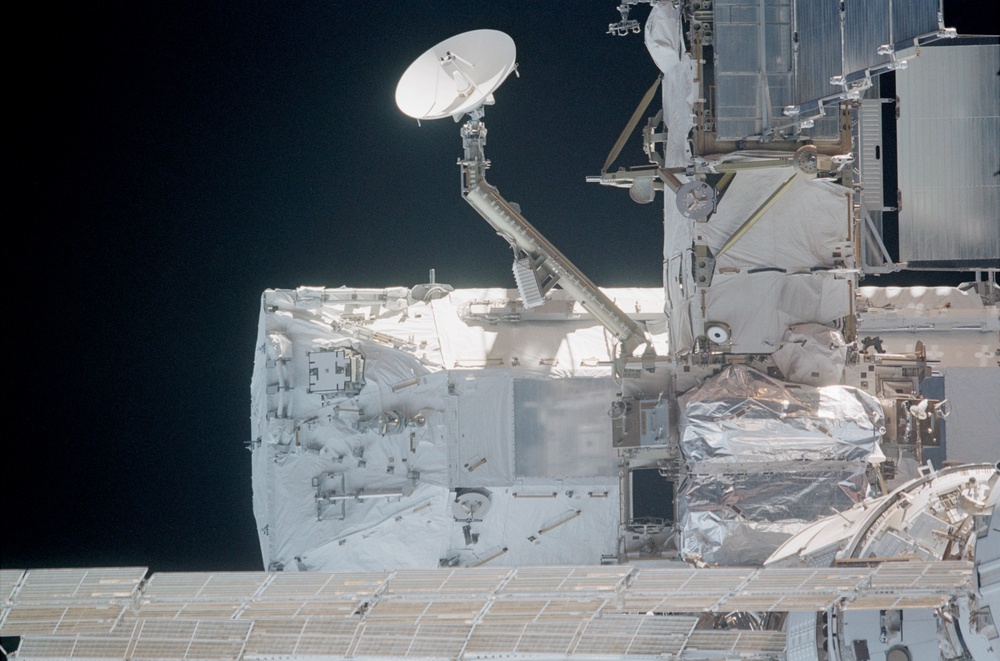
[307, 348, 365, 396]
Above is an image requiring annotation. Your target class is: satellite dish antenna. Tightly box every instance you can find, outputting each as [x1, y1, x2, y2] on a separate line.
[395, 30, 517, 121]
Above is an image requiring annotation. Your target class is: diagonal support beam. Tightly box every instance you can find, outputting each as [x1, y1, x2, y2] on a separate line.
[716, 172, 797, 257]
[603, 75, 663, 173]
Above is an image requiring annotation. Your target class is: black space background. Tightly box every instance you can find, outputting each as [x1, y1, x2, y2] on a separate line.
[6, 2, 990, 574]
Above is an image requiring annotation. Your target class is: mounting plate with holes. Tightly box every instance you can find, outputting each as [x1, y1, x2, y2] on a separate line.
[676, 180, 715, 219]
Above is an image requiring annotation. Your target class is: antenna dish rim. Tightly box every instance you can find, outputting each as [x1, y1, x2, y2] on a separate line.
[395, 29, 517, 121]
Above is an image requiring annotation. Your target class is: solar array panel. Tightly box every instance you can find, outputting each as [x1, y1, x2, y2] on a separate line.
[0, 604, 126, 636]
[0, 568, 145, 637]
[140, 572, 269, 602]
[500, 566, 631, 594]
[4, 562, 976, 659]
[386, 567, 508, 596]
[244, 617, 360, 657]
[0, 569, 25, 602]
[263, 570, 390, 600]
[708, 0, 941, 138]
[12, 567, 146, 602]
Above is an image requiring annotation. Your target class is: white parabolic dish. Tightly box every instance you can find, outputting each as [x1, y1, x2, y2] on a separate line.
[395, 30, 516, 121]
